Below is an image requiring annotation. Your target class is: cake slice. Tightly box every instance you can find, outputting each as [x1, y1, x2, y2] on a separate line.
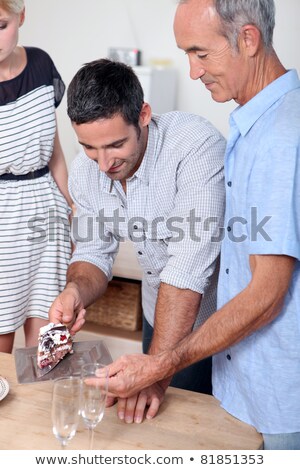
[37, 323, 73, 369]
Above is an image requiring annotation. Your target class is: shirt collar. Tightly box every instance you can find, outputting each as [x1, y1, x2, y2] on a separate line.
[128, 117, 158, 186]
[230, 69, 300, 137]
[102, 171, 113, 194]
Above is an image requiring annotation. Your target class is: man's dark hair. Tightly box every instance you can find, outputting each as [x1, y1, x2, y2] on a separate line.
[67, 59, 144, 129]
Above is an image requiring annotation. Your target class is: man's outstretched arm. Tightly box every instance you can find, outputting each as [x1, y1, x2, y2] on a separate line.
[106, 254, 295, 397]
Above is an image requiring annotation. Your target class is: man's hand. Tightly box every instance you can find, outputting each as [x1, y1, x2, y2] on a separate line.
[49, 283, 86, 335]
[116, 383, 166, 424]
[103, 352, 174, 400]
[89, 354, 173, 423]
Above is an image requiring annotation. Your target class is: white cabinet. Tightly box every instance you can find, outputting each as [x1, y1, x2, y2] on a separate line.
[112, 240, 143, 280]
[133, 66, 177, 114]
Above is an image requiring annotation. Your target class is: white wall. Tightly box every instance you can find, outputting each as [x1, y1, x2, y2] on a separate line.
[20, 0, 300, 167]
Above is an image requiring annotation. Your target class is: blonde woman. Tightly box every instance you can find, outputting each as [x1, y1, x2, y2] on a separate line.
[0, 0, 72, 352]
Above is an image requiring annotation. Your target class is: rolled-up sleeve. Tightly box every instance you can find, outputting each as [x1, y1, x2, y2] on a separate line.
[247, 144, 300, 260]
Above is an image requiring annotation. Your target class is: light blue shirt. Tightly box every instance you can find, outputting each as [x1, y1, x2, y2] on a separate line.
[212, 70, 300, 433]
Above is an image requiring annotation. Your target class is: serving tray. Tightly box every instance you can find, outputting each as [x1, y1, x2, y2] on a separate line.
[14, 340, 112, 384]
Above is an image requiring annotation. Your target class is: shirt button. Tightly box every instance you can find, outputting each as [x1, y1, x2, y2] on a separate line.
[147, 271, 152, 275]
[226, 354, 231, 361]
[227, 181, 232, 187]
[227, 226, 232, 232]
[133, 225, 138, 230]
[226, 268, 229, 274]
[138, 251, 143, 255]
[120, 204, 125, 208]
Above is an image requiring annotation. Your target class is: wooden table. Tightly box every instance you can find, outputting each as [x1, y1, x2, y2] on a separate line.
[0, 352, 263, 450]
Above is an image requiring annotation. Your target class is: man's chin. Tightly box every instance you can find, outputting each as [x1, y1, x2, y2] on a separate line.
[209, 91, 231, 104]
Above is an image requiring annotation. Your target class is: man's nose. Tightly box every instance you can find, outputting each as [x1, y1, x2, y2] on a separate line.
[189, 59, 205, 81]
[97, 151, 112, 172]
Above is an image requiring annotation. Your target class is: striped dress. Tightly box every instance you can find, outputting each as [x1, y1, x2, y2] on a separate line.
[0, 47, 71, 334]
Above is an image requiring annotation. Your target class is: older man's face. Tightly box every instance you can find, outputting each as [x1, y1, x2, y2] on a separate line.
[174, 0, 250, 105]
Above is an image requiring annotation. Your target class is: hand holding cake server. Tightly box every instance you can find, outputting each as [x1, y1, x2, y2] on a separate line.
[49, 55, 225, 421]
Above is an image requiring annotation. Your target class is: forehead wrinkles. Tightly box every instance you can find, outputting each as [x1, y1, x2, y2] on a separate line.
[175, 0, 222, 43]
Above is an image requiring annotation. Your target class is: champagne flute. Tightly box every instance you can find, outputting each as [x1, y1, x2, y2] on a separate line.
[51, 376, 81, 449]
[80, 362, 108, 450]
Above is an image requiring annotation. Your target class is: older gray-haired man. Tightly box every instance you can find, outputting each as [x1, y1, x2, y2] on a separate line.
[104, 0, 300, 450]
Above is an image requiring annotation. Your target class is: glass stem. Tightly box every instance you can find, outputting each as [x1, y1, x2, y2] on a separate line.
[89, 427, 94, 450]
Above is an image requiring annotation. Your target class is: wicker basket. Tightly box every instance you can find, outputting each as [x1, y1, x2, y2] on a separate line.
[85, 278, 142, 331]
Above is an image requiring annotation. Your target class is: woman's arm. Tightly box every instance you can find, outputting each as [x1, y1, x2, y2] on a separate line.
[48, 119, 73, 208]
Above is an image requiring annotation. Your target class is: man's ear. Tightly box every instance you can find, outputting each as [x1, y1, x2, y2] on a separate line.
[19, 8, 25, 27]
[239, 24, 261, 57]
[139, 102, 152, 127]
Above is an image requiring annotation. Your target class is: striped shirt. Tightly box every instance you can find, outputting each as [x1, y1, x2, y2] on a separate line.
[69, 111, 226, 326]
[0, 47, 71, 333]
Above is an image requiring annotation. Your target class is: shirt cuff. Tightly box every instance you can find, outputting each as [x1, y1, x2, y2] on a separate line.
[160, 265, 209, 293]
[69, 254, 113, 281]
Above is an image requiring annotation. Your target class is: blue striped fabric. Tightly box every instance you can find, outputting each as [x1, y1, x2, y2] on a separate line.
[0, 47, 70, 333]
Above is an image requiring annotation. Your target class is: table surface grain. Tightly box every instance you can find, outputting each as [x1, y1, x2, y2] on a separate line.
[0, 352, 263, 450]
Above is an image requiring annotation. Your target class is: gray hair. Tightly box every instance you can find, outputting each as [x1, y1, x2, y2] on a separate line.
[0, 0, 24, 14]
[179, 0, 275, 51]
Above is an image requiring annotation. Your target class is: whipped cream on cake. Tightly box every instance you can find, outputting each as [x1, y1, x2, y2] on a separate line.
[37, 323, 73, 369]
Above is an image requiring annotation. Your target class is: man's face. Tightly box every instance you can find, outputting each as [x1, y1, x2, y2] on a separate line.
[174, 0, 248, 104]
[72, 106, 150, 183]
